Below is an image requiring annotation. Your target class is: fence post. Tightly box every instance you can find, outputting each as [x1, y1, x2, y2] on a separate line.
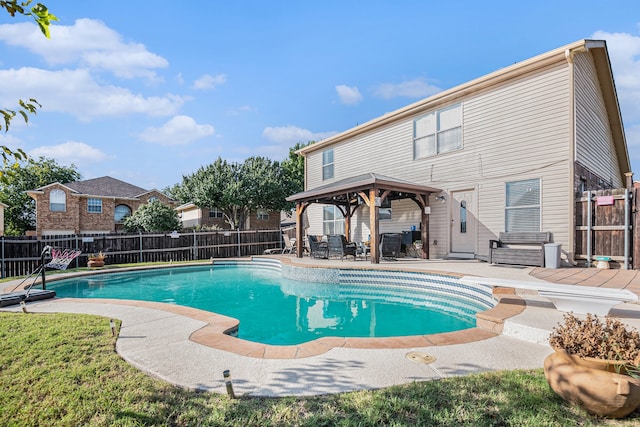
[75, 235, 80, 269]
[139, 231, 143, 263]
[237, 229, 241, 258]
[625, 189, 631, 270]
[631, 188, 640, 270]
[586, 192, 592, 268]
[193, 229, 197, 260]
[1, 236, 4, 279]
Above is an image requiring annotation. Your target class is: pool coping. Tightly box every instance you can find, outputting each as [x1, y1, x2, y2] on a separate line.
[15, 257, 527, 359]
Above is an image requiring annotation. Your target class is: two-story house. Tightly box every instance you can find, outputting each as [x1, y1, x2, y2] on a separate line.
[175, 202, 281, 230]
[287, 40, 631, 264]
[27, 176, 175, 236]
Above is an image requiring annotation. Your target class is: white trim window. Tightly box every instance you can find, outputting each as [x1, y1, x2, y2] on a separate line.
[148, 196, 159, 203]
[505, 179, 541, 232]
[49, 189, 66, 212]
[114, 204, 131, 222]
[323, 205, 344, 235]
[209, 207, 223, 218]
[256, 209, 269, 220]
[322, 149, 334, 180]
[87, 198, 102, 214]
[414, 103, 462, 159]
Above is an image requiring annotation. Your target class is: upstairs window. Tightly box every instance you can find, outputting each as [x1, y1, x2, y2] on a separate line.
[87, 198, 102, 213]
[414, 103, 462, 159]
[50, 189, 66, 212]
[322, 149, 334, 180]
[505, 179, 541, 232]
[114, 204, 131, 222]
[148, 196, 159, 203]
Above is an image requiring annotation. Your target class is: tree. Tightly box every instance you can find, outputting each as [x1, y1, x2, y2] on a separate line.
[0, 156, 80, 235]
[123, 200, 181, 232]
[281, 141, 312, 209]
[1, 1, 57, 181]
[178, 156, 289, 229]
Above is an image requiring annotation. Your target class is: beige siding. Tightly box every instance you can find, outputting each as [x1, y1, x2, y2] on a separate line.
[574, 52, 623, 187]
[305, 62, 573, 257]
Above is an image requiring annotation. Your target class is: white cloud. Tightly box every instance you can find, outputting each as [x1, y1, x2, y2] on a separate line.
[372, 77, 442, 99]
[626, 124, 640, 160]
[193, 73, 227, 90]
[0, 19, 168, 80]
[335, 84, 362, 105]
[592, 31, 640, 122]
[262, 125, 337, 145]
[226, 105, 255, 116]
[0, 133, 24, 151]
[139, 115, 215, 145]
[29, 141, 110, 165]
[591, 30, 640, 173]
[0, 67, 186, 120]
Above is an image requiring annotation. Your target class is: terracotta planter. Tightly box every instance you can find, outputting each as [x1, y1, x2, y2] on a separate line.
[87, 259, 105, 268]
[544, 349, 640, 418]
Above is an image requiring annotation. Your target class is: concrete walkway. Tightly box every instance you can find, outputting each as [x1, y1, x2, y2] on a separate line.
[2, 258, 640, 397]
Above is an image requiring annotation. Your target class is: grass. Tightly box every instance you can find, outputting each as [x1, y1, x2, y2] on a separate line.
[1, 312, 639, 426]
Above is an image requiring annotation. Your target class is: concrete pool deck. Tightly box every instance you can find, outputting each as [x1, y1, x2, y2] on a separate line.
[2, 256, 640, 397]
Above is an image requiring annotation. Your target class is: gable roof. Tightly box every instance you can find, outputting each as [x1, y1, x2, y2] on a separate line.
[28, 176, 160, 200]
[63, 176, 148, 198]
[297, 39, 630, 176]
[287, 172, 440, 204]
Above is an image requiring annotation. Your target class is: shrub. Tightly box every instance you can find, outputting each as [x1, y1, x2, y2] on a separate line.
[549, 313, 640, 367]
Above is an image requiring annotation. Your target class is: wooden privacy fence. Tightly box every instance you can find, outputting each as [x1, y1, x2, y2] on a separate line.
[574, 188, 635, 269]
[0, 229, 283, 278]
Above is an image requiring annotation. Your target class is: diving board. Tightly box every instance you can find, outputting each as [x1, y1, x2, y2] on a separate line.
[460, 276, 638, 316]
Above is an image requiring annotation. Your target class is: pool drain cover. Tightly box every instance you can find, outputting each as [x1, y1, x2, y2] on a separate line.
[405, 351, 436, 364]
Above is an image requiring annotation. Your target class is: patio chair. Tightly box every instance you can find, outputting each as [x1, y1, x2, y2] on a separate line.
[380, 233, 402, 260]
[281, 235, 296, 254]
[356, 242, 370, 260]
[328, 234, 357, 261]
[308, 235, 328, 259]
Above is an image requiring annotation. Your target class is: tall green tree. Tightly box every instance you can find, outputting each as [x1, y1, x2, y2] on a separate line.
[1, 1, 57, 182]
[281, 141, 312, 209]
[178, 156, 288, 229]
[0, 156, 80, 235]
[123, 200, 181, 232]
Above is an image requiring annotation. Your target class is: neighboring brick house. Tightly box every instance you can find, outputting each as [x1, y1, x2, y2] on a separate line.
[27, 176, 176, 236]
[175, 202, 280, 230]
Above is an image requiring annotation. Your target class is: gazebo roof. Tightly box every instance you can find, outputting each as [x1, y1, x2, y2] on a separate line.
[286, 173, 441, 205]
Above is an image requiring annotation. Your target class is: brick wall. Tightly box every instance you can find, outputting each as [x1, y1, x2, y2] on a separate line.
[30, 186, 176, 236]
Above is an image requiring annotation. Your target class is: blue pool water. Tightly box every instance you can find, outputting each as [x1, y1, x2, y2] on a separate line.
[49, 265, 487, 345]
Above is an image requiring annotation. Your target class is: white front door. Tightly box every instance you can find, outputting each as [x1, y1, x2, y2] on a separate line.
[451, 189, 477, 254]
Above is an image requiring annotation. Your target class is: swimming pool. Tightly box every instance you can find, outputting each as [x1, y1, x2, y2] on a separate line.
[49, 261, 494, 345]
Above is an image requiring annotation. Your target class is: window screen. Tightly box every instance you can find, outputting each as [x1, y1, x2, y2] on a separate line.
[505, 179, 540, 232]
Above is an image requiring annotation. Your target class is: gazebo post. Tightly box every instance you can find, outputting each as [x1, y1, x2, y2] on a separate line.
[369, 188, 379, 263]
[421, 197, 429, 259]
[295, 202, 305, 258]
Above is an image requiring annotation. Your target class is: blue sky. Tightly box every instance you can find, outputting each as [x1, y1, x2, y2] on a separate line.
[0, 1, 639, 191]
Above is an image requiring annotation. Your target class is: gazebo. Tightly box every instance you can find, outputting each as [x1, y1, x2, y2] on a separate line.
[286, 173, 441, 263]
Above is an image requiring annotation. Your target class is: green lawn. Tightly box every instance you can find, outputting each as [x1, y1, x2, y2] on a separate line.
[0, 312, 638, 426]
